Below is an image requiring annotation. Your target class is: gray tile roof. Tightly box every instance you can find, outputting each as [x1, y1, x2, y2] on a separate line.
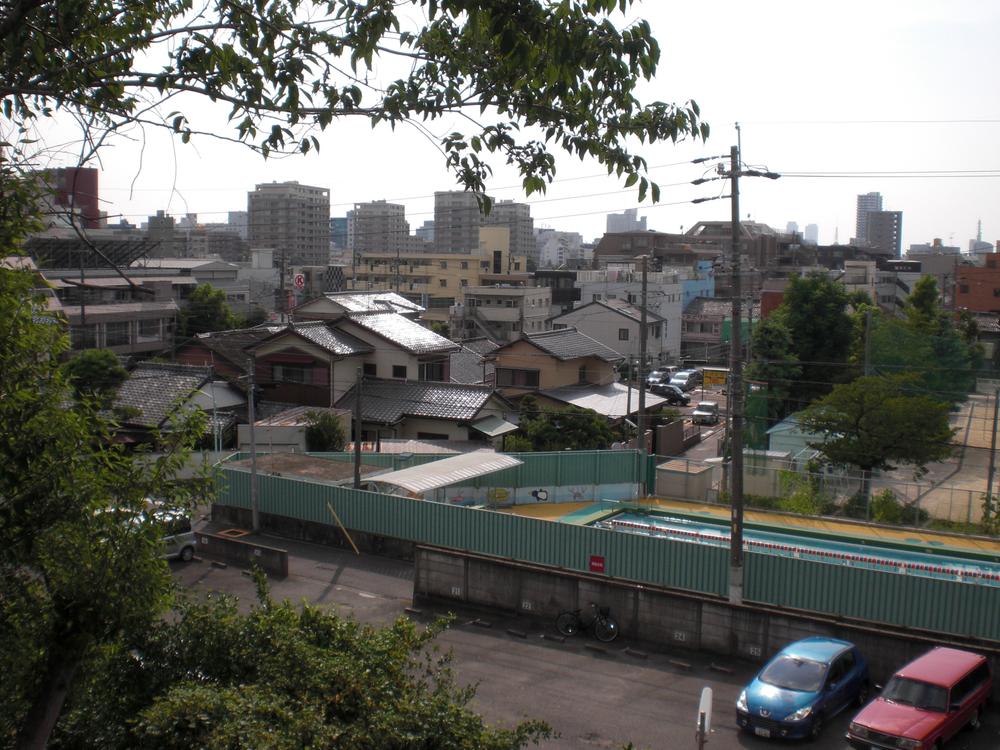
[324, 291, 424, 315]
[192, 326, 280, 370]
[347, 313, 459, 355]
[450, 343, 495, 385]
[461, 337, 500, 356]
[336, 378, 495, 424]
[596, 297, 664, 322]
[515, 327, 624, 362]
[291, 321, 373, 355]
[113, 362, 211, 427]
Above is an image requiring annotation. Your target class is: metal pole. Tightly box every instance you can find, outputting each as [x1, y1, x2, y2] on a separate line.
[637, 256, 648, 495]
[986, 388, 1000, 519]
[247, 355, 260, 533]
[353, 368, 363, 489]
[728, 145, 745, 605]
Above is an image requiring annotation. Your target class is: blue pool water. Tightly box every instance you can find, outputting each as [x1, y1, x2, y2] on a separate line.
[595, 512, 1000, 587]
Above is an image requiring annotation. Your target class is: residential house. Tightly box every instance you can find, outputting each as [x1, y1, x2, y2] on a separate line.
[174, 325, 280, 380]
[452, 284, 551, 342]
[450, 337, 498, 385]
[335, 379, 517, 445]
[551, 298, 665, 365]
[681, 296, 760, 364]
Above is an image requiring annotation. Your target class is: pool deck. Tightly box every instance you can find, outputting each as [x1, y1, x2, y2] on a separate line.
[500, 497, 1000, 559]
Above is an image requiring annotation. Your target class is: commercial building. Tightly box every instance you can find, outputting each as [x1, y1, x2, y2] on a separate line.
[248, 181, 330, 267]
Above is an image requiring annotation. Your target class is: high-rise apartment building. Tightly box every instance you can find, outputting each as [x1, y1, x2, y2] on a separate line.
[607, 208, 647, 233]
[247, 181, 330, 267]
[35, 167, 102, 229]
[433, 191, 533, 261]
[433, 191, 482, 253]
[804, 224, 819, 245]
[866, 211, 903, 256]
[855, 192, 883, 244]
[347, 200, 411, 252]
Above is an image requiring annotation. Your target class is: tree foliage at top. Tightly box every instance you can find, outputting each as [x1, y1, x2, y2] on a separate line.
[744, 311, 801, 424]
[179, 283, 239, 338]
[0, 268, 210, 749]
[304, 410, 347, 452]
[517, 402, 617, 451]
[777, 272, 856, 407]
[1, 0, 707, 208]
[49, 576, 549, 750]
[62, 347, 128, 406]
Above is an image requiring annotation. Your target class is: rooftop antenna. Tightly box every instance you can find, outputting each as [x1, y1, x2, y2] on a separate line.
[978, 219, 983, 242]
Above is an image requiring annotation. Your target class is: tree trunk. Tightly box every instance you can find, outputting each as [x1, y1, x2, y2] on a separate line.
[15, 647, 82, 750]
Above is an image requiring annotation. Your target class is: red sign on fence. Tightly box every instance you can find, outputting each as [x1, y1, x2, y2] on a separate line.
[589, 555, 606, 573]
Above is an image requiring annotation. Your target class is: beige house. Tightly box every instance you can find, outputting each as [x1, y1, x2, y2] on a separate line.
[487, 327, 623, 399]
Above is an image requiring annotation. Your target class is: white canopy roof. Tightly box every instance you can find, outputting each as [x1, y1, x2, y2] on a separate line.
[371, 450, 522, 494]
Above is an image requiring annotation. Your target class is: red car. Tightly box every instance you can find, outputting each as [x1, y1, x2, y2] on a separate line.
[846, 646, 992, 750]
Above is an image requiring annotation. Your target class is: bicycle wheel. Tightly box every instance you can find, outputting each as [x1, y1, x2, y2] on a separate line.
[555, 611, 580, 636]
[594, 615, 619, 643]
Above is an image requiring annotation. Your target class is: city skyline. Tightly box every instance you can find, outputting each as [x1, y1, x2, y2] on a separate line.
[26, 0, 1000, 252]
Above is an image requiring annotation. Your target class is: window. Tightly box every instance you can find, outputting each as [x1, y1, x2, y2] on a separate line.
[272, 364, 311, 384]
[592, 294, 601, 302]
[496, 368, 540, 387]
[392, 365, 407, 379]
[460, 261, 468, 270]
[460, 279, 468, 287]
[578, 366, 587, 384]
[105, 321, 130, 347]
[959, 284, 970, 293]
[70, 325, 97, 350]
[440, 260, 447, 269]
[618, 328, 629, 341]
[418, 359, 446, 381]
[993, 288, 1000, 298]
[514, 261, 521, 271]
[439, 278, 447, 287]
[417, 431, 450, 440]
[137, 318, 162, 342]
[363, 362, 377, 377]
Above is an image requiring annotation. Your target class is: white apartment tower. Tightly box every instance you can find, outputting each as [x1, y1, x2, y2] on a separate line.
[248, 181, 330, 267]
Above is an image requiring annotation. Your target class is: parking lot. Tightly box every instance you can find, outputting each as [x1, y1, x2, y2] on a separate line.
[172, 532, 1000, 749]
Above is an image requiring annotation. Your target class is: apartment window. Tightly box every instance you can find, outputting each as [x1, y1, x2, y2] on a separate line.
[418, 359, 446, 382]
[460, 261, 468, 270]
[460, 279, 468, 287]
[363, 362, 377, 377]
[496, 368, 540, 388]
[959, 284, 970, 293]
[105, 321, 130, 347]
[439, 278, 447, 287]
[392, 365, 407, 379]
[272, 364, 311, 384]
[578, 366, 587, 384]
[618, 328, 629, 341]
[513, 261, 521, 271]
[993, 289, 1000, 298]
[592, 294, 601, 302]
[136, 318, 162, 342]
[439, 260, 447, 269]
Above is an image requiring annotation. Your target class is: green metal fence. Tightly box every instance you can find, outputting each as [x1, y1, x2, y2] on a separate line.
[216, 465, 1000, 642]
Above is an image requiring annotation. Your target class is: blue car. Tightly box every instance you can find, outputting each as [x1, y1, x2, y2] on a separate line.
[736, 637, 869, 740]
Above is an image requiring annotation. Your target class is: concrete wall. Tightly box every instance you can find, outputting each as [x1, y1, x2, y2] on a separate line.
[414, 546, 1000, 689]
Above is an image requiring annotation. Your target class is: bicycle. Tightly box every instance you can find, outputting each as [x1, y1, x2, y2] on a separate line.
[555, 602, 619, 643]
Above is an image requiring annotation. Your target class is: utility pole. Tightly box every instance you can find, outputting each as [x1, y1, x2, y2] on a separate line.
[727, 145, 745, 605]
[246, 355, 260, 533]
[637, 256, 649, 494]
[863, 310, 873, 377]
[986, 388, 1000, 520]
[353, 368, 363, 489]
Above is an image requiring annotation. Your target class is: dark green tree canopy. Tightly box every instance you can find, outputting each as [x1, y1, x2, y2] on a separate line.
[744, 311, 801, 424]
[2, 0, 707, 204]
[798, 373, 954, 478]
[62, 348, 128, 405]
[180, 283, 238, 338]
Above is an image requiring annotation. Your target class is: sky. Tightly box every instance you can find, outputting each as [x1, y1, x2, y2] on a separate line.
[31, 0, 1000, 250]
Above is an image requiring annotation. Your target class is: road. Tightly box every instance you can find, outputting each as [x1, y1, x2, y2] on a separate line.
[172, 532, 1000, 750]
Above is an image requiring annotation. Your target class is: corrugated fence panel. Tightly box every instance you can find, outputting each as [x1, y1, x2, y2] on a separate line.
[746, 553, 1000, 640]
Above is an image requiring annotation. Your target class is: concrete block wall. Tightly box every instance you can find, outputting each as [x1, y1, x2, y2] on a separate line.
[414, 545, 1000, 693]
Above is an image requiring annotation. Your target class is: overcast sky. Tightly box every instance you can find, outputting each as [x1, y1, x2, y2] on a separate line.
[34, 0, 1000, 250]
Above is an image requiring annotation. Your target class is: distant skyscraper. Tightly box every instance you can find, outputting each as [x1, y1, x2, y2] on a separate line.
[228, 211, 248, 240]
[786, 221, 799, 234]
[485, 199, 534, 263]
[36, 167, 102, 229]
[855, 192, 883, 244]
[804, 224, 819, 245]
[607, 208, 647, 233]
[248, 181, 330, 267]
[347, 200, 410, 252]
[866, 211, 903, 256]
[329, 216, 348, 249]
[433, 191, 482, 253]
[415, 220, 435, 244]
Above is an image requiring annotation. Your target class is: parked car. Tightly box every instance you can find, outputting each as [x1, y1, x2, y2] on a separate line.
[649, 383, 691, 406]
[645, 367, 676, 386]
[669, 369, 702, 391]
[736, 637, 870, 740]
[158, 509, 197, 561]
[846, 647, 992, 750]
[691, 401, 720, 425]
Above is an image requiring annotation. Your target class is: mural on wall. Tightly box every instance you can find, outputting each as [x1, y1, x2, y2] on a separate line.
[430, 482, 639, 506]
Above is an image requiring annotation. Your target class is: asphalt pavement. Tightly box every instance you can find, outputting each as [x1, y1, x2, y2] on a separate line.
[171, 529, 1000, 750]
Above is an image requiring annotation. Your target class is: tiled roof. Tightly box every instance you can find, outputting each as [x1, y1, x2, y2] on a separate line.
[515, 327, 624, 362]
[347, 313, 459, 355]
[193, 326, 280, 369]
[538, 382, 667, 418]
[450, 343, 495, 384]
[461, 337, 500, 356]
[595, 297, 664, 323]
[336, 378, 494, 424]
[113, 362, 211, 427]
[324, 291, 424, 315]
[291, 321, 373, 355]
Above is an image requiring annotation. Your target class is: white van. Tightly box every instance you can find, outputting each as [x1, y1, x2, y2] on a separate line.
[156, 509, 197, 562]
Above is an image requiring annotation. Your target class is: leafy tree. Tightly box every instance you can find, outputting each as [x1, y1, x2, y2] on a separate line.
[778, 273, 855, 407]
[2, 0, 707, 207]
[62, 348, 128, 406]
[798, 373, 954, 500]
[49, 575, 549, 750]
[304, 410, 346, 452]
[744, 311, 801, 424]
[521, 405, 616, 451]
[179, 283, 238, 338]
[0, 268, 209, 748]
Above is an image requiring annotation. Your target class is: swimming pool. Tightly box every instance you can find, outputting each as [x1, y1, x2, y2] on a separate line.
[595, 512, 1000, 587]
